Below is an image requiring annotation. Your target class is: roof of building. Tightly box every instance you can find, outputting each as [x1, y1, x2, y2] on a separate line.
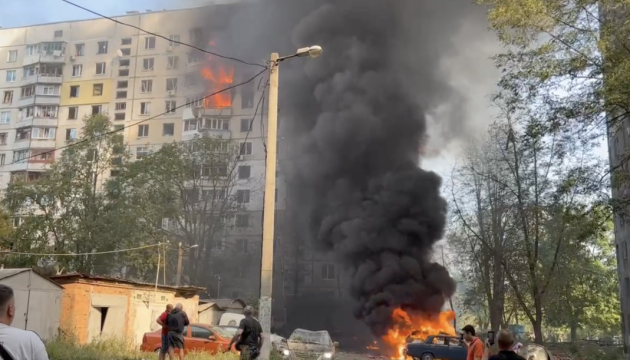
[0, 268, 64, 288]
[49, 273, 204, 296]
[199, 298, 247, 308]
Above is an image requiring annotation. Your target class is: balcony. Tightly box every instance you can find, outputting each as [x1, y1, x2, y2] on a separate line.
[22, 74, 63, 86]
[29, 140, 56, 149]
[23, 53, 66, 67]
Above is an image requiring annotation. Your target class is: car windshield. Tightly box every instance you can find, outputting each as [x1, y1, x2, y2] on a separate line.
[212, 326, 237, 338]
[289, 329, 331, 345]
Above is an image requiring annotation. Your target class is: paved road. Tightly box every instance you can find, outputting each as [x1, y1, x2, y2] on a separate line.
[337, 351, 384, 360]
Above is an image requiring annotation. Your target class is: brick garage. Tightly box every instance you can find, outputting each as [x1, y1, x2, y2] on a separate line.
[50, 273, 202, 346]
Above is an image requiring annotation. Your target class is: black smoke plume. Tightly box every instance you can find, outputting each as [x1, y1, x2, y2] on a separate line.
[208, 0, 494, 339]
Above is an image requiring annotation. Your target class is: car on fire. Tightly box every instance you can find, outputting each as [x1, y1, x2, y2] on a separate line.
[404, 335, 466, 360]
[140, 323, 237, 354]
[284, 328, 339, 360]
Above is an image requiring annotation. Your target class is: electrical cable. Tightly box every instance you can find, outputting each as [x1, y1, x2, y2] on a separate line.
[58, 0, 265, 68]
[2, 68, 268, 169]
[0, 242, 165, 256]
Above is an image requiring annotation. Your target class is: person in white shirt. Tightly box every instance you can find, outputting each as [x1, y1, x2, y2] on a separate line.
[0, 284, 49, 360]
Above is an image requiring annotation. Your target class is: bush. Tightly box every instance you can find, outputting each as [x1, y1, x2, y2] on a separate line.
[46, 337, 239, 360]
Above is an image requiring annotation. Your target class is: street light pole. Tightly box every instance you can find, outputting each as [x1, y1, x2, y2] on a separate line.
[259, 45, 322, 360]
[175, 243, 198, 287]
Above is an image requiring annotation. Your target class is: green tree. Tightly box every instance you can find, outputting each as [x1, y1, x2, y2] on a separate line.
[3, 114, 163, 275]
[126, 133, 262, 288]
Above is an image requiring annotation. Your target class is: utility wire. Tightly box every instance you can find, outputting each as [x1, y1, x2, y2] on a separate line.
[58, 0, 265, 68]
[0, 242, 165, 256]
[2, 68, 268, 169]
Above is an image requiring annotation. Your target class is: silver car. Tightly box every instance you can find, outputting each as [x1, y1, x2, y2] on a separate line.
[285, 328, 339, 360]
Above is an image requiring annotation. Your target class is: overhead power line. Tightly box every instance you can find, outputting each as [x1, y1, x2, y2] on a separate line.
[1, 67, 268, 169]
[59, 0, 265, 68]
[0, 242, 165, 257]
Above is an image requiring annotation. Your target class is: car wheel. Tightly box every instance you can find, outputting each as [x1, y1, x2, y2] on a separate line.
[421, 353, 434, 360]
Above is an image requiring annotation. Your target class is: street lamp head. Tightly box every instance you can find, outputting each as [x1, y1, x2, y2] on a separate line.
[190, 244, 199, 249]
[296, 45, 323, 59]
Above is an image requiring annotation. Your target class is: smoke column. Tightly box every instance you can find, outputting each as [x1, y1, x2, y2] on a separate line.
[211, 0, 496, 338]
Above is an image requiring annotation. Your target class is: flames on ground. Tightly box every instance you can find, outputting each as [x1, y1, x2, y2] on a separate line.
[367, 308, 456, 359]
[201, 40, 234, 109]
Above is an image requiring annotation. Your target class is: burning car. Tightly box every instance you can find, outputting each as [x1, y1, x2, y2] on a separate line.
[404, 335, 466, 360]
[284, 328, 339, 360]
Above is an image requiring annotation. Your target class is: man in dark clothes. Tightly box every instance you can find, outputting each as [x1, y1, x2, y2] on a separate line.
[227, 306, 263, 360]
[166, 303, 190, 360]
[488, 330, 526, 360]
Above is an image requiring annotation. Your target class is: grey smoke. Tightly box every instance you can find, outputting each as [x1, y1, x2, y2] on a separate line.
[205, 0, 496, 339]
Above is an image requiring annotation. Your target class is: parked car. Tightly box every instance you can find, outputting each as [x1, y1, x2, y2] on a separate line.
[286, 328, 339, 360]
[405, 335, 466, 360]
[140, 323, 237, 354]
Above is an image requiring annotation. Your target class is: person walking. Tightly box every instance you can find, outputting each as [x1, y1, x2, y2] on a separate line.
[226, 306, 263, 360]
[462, 325, 485, 360]
[486, 330, 525, 360]
[166, 303, 190, 360]
[156, 304, 174, 360]
[0, 284, 49, 360]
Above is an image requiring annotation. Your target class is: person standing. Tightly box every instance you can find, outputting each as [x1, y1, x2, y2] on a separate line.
[462, 325, 485, 360]
[0, 284, 49, 360]
[226, 306, 263, 360]
[487, 330, 525, 360]
[156, 304, 174, 360]
[166, 303, 190, 360]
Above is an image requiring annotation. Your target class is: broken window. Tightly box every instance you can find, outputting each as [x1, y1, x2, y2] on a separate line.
[70, 86, 79, 98]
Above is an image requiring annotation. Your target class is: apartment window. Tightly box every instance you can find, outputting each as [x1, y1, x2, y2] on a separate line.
[3, 91, 12, 104]
[65, 128, 77, 141]
[204, 118, 229, 130]
[0, 133, 6, 145]
[136, 146, 149, 159]
[0, 112, 10, 124]
[23, 66, 36, 78]
[38, 106, 57, 118]
[189, 28, 202, 42]
[239, 142, 253, 155]
[184, 119, 197, 131]
[184, 73, 198, 87]
[95, 62, 106, 75]
[5, 70, 16, 82]
[0, 154, 4, 165]
[118, 69, 129, 77]
[235, 239, 248, 253]
[42, 86, 57, 95]
[15, 128, 30, 141]
[321, 264, 336, 280]
[211, 238, 224, 251]
[166, 78, 178, 91]
[185, 95, 204, 108]
[121, 38, 132, 45]
[240, 119, 251, 132]
[75, 43, 84, 56]
[137, 125, 149, 138]
[187, 51, 202, 64]
[163, 123, 174, 136]
[113, 113, 125, 121]
[144, 36, 156, 50]
[120, 48, 131, 56]
[238, 165, 251, 179]
[141, 80, 153, 93]
[115, 102, 126, 111]
[168, 34, 180, 46]
[140, 102, 151, 115]
[68, 107, 78, 120]
[6, 50, 17, 62]
[70, 85, 79, 98]
[117, 81, 128, 89]
[97, 41, 108, 54]
[13, 150, 29, 163]
[21, 86, 34, 98]
[236, 189, 250, 204]
[91, 105, 101, 115]
[72, 64, 82, 77]
[235, 214, 249, 228]
[116, 91, 127, 99]
[54, 30, 63, 37]
[162, 101, 175, 114]
[167, 56, 179, 70]
[143, 58, 154, 71]
[31, 127, 56, 139]
[93, 84, 103, 96]
[119, 59, 130, 67]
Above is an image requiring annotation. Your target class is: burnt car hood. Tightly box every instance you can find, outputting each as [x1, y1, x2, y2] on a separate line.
[287, 341, 332, 353]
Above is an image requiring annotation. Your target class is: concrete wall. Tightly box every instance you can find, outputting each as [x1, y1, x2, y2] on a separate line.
[0, 270, 62, 340]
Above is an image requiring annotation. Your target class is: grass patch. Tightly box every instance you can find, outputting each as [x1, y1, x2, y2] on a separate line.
[46, 337, 240, 360]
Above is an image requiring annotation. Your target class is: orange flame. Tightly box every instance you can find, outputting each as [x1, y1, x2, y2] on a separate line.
[201, 39, 234, 109]
[382, 309, 456, 359]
